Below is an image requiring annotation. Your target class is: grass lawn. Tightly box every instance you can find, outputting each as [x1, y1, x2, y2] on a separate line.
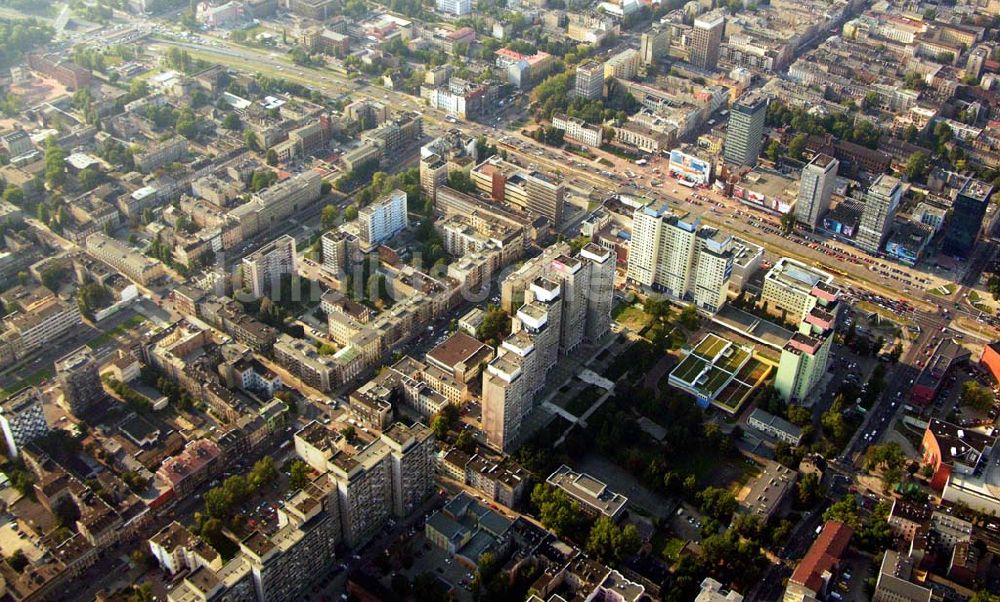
[661, 537, 685, 561]
[928, 283, 958, 297]
[673, 452, 760, 490]
[0, 366, 54, 398]
[87, 314, 147, 350]
[612, 304, 652, 331]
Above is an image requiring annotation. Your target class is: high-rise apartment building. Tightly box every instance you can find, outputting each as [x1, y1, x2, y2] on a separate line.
[942, 178, 992, 258]
[795, 154, 839, 229]
[581, 243, 615, 342]
[724, 94, 767, 167]
[382, 422, 435, 518]
[856, 174, 902, 254]
[626, 205, 734, 313]
[0, 387, 49, 458]
[420, 153, 449, 203]
[293, 420, 435, 549]
[640, 27, 671, 66]
[775, 271, 840, 402]
[483, 245, 614, 452]
[436, 0, 471, 15]
[604, 48, 641, 81]
[55, 346, 105, 416]
[358, 189, 408, 253]
[320, 229, 357, 277]
[575, 61, 605, 101]
[242, 234, 297, 298]
[691, 13, 725, 71]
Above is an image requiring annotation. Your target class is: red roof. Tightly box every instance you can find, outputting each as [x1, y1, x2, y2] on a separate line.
[790, 521, 853, 594]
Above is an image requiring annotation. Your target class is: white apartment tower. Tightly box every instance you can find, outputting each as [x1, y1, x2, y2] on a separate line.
[436, 0, 471, 15]
[626, 205, 734, 313]
[795, 154, 839, 229]
[242, 234, 297, 298]
[359, 189, 409, 252]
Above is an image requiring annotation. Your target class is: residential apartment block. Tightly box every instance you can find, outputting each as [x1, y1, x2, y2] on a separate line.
[242, 234, 297, 298]
[55, 346, 105, 417]
[359, 189, 408, 253]
[626, 204, 734, 313]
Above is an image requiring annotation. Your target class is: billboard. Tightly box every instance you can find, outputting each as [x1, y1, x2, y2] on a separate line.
[732, 185, 792, 214]
[668, 150, 711, 185]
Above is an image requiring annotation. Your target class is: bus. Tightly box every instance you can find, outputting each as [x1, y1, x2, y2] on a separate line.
[678, 179, 696, 188]
[636, 159, 648, 166]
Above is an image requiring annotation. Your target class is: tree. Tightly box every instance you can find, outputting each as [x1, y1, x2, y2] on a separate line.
[786, 404, 812, 427]
[391, 573, 411, 596]
[456, 429, 475, 453]
[6, 549, 27, 573]
[787, 133, 807, 161]
[904, 151, 929, 182]
[765, 140, 781, 162]
[3, 186, 23, 206]
[587, 516, 640, 564]
[780, 211, 796, 234]
[345, 205, 359, 221]
[961, 381, 994, 412]
[244, 129, 259, 152]
[289, 459, 310, 490]
[797, 472, 824, 507]
[340, 425, 357, 443]
[44, 137, 65, 189]
[222, 113, 241, 131]
[697, 487, 738, 522]
[175, 107, 198, 139]
[531, 483, 587, 537]
[266, 148, 278, 166]
[321, 204, 339, 229]
[77, 167, 99, 192]
[447, 170, 476, 193]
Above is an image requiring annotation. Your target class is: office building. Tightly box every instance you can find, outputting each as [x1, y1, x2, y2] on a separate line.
[604, 48, 641, 81]
[358, 189, 408, 253]
[795, 154, 839, 229]
[420, 153, 449, 202]
[774, 282, 840, 405]
[242, 235, 297, 298]
[760, 257, 835, 323]
[436, 0, 471, 14]
[1, 293, 82, 360]
[640, 27, 670, 66]
[942, 178, 992, 258]
[551, 115, 603, 148]
[626, 204, 734, 313]
[55, 346, 105, 417]
[857, 174, 903, 254]
[724, 94, 767, 167]
[0, 387, 49, 458]
[471, 157, 565, 227]
[691, 13, 725, 71]
[575, 61, 605, 101]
